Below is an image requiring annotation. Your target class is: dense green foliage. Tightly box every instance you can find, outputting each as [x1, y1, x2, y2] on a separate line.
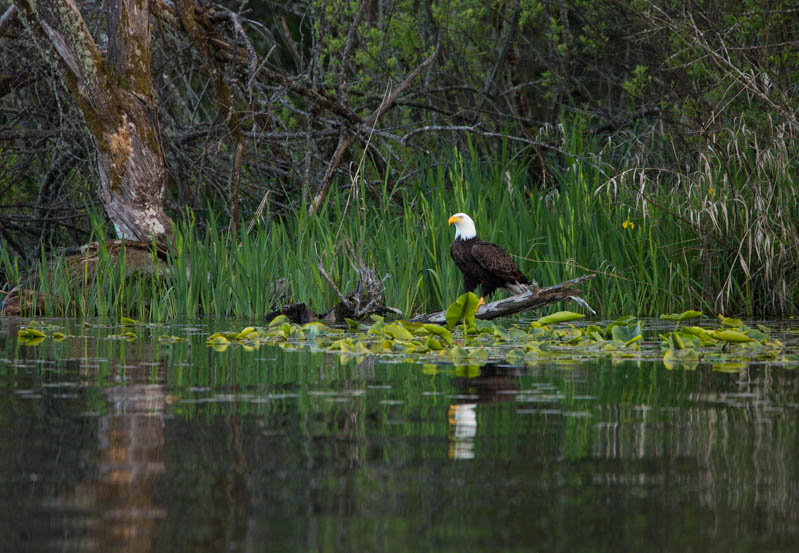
[3, 119, 798, 319]
[2, 1, 799, 317]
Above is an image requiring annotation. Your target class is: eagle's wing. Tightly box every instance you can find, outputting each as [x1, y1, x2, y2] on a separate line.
[470, 241, 529, 284]
[451, 241, 482, 293]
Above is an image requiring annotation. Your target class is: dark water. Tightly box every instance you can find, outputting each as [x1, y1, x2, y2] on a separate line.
[2, 318, 799, 553]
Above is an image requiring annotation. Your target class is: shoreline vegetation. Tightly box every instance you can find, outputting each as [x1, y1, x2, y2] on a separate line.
[2, 123, 798, 321]
[2, 2, 798, 321]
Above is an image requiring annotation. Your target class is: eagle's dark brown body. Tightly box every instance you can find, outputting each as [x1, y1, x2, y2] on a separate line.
[450, 236, 530, 297]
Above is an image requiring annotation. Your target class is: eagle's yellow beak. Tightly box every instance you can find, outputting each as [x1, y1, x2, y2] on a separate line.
[448, 215, 461, 225]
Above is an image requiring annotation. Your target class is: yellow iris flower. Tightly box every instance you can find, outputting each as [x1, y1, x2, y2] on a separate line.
[622, 215, 635, 230]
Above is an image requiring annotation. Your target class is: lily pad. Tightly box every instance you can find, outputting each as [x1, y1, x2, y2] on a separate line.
[445, 292, 480, 329]
[660, 310, 702, 321]
[423, 324, 453, 346]
[537, 311, 585, 325]
[611, 320, 642, 344]
[18, 328, 46, 339]
[718, 316, 744, 329]
[713, 362, 748, 373]
[236, 326, 256, 340]
[663, 348, 699, 370]
[19, 336, 46, 346]
[383, 323, 414, 341]
[712, 329, 755, 343]
[267, 314, 289, 327]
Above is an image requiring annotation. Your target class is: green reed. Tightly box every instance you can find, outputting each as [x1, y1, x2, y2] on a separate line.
[2, 119, 797, 320]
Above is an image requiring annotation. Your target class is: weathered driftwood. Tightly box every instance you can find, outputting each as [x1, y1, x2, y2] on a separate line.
[316, 241, 402, 322]
[408, 274, 596, 324]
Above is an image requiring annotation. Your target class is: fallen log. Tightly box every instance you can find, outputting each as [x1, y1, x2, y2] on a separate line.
[408, 274, 596, 324]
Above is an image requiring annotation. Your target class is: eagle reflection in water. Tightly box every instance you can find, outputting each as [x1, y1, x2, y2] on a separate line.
[447, 363, 521, 460]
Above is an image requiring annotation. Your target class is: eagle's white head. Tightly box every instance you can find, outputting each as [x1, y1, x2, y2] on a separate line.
[448, 213, 477, 240]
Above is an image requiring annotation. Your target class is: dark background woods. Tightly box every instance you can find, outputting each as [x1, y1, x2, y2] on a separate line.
[1, 0, 798, 255]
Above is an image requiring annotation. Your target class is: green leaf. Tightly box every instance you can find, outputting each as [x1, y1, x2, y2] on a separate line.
[344, 318, 360, 330]
[718, 316, 744, 328]
[158, 335, 186, 343]
[663, 348, 699, 370]
[423, 324, 453, 345]
[399, 321, 425, 333]
[445, 292, 480, 329]
[453, 365, 482, 378]
[744, 328, 770, 341]
[18, 328, 46, 339]
[682, 326, 714, 341]
[756, 324, 772, 335]
[236, 326, 256, 340]
[610, 321, 642, 344]
[712, 329, 755, 343]
[660, 310, 702, 321]
[367, 320, 385, 335]
[713, 362, 747, 373]
[340, 340, 370, 354]
[605, 315, 636, 335]
[425, 336, 444, 350]
[267, 314, 290, 327]
[19, 336, 46, 346]
[383, 323, 414, 341]
[301, 321, 334, 338]
[624, 334, 642, 347]
[467, 347, 488, 361]
[121, 317, 138, 326]
[537, 311, 585, 325]
[506, 349, 526, 364]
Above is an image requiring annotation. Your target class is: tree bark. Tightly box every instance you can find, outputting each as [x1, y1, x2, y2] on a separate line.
[13, 0, 172, 243]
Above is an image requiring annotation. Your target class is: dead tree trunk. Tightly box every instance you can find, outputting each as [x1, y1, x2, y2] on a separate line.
[13, 0, 172, 243]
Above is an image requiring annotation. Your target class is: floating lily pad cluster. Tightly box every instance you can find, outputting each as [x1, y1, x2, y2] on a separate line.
[13, 298, 799, 371]
[657, 310, 789, 370]
[197, 302, 797, 371]
[16, 320, 66, 345]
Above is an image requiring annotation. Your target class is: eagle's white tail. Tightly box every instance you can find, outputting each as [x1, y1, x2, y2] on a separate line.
[505, 281, 539, 295]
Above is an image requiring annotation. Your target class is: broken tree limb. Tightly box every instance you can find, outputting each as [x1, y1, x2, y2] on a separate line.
[408, 274, 597, 324]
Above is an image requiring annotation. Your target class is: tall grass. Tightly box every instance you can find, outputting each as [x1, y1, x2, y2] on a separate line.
[2, 119, 798, 320]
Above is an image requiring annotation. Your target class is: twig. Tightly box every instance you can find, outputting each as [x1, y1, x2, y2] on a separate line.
[216, 8, 258, 97]
[0, 5, 18, 37]
[316, 250, 350, 307]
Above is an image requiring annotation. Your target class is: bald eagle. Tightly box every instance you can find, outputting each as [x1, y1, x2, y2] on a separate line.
[448, 213, 532, 299]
